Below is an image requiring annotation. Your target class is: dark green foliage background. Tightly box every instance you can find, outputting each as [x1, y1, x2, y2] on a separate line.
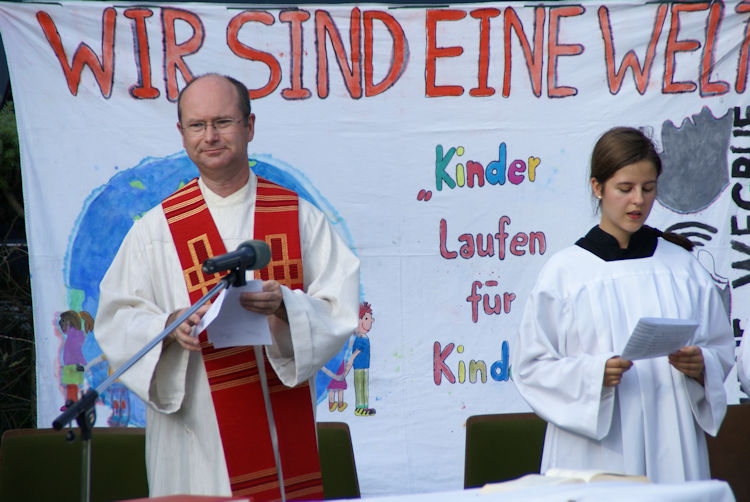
[0, 98, 35, 438]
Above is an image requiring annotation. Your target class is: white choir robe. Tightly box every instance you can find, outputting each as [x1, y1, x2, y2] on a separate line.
[511, 240, 734, 482]
[738, 323, 750, 395]
[95, 172, 360, 496]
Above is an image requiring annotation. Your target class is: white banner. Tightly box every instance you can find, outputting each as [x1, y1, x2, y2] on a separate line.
[1, 0, 749, 495]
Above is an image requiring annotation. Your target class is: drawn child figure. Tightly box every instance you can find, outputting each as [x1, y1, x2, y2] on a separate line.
[93, 353, 131, 427]
[350, 302, 375, 416]
[108, 382, 131, 427]
[58, 310, 94, 406]
[321, 337, 354, 412]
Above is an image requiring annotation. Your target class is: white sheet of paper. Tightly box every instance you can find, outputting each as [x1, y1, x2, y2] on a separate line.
[620, 317, 699, 360]
[193, 280, 272, 348]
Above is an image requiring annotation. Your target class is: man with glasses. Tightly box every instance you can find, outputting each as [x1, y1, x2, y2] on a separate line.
[95, 74, 360, 499]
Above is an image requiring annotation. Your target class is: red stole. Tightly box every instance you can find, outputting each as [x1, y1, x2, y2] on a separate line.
[162, 177, 323, 501]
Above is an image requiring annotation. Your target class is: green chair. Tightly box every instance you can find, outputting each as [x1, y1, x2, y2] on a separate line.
[464, 413, 547, 489]
[706, 403, 750, 502]
[317, 421, 360, 499]
[0, 427, 148, 501]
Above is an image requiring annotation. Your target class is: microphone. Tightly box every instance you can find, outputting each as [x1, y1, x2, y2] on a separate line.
[202, 240, 271, 274]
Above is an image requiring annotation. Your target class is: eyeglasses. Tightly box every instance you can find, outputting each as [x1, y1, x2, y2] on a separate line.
[181, 118, 245, 136]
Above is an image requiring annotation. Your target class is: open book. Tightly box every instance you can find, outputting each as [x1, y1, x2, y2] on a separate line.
[544, 468, 650, 483]
[479, 468, 650, 494]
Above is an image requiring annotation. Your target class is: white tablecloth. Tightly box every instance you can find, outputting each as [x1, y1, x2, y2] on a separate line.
[359, 480, 734, 502]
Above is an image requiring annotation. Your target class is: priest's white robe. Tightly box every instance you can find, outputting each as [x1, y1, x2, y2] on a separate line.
[511, 239, 734, 482]
[95, 172, 360, 496]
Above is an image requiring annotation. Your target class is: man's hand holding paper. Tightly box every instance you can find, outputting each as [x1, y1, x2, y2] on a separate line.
[165, 304, 210, 352]
[194, 280, 273, 349]
[238, 280, 285, 319]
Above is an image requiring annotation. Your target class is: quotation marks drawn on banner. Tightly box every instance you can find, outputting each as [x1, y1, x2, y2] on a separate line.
[416, 143, 543, 201]
[417, 189, 432, 201]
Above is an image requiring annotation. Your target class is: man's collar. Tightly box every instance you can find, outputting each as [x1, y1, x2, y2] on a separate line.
[198, 168, 255, 205]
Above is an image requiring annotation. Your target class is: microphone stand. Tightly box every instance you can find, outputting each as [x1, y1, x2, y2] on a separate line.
[52, 266, 247, 502]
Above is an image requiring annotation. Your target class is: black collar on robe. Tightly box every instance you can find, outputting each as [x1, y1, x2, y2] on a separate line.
[575, 225, 659, 261]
